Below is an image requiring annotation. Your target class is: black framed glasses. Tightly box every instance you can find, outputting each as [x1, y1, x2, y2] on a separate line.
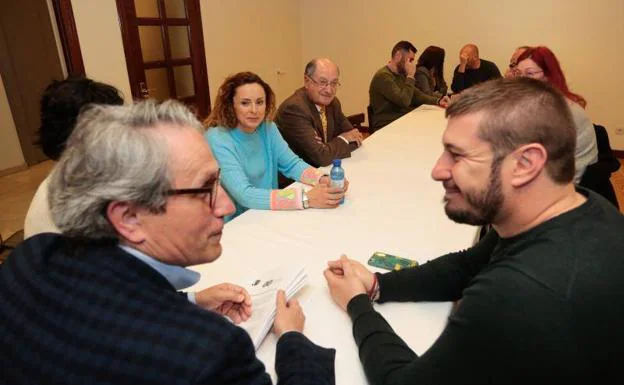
[166, 169, 221, 208]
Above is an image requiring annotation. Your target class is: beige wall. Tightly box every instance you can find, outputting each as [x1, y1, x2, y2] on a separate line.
[200, 0, 303, 107]
[0, 73, 26, 170]
[71, 0, 133, 102]
[300, 0, 624, 149]
[70, 0, 302, 108]
[32, 1, 624, 149]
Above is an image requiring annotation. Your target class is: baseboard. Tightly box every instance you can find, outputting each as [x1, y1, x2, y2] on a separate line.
[614, 150, 624, 159]
[0, 163, 27, 177]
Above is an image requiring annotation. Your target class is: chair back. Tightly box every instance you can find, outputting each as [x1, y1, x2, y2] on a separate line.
[579, 124, 620, 208]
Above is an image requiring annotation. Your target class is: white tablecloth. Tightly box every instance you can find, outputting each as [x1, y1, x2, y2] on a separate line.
[190, 105, 477, 384]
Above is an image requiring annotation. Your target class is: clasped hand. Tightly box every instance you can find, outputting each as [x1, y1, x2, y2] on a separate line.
[324, 255, 375, 311]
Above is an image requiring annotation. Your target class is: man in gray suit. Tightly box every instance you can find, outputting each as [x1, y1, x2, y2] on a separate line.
[275, 58, 362, 167]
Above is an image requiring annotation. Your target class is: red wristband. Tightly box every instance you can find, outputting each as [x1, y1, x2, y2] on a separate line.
[367, 273, 378, 300]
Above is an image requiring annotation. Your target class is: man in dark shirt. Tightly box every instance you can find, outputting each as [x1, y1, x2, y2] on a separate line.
[451, 44, 501, 93]
[324, 78, 624, 384]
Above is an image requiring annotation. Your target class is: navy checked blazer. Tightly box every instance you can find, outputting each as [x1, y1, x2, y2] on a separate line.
[0, 234, 335, 385]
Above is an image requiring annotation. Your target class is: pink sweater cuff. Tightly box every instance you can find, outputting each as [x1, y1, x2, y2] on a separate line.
[300, 167, 324, 186]
[270, 188, 303, 210]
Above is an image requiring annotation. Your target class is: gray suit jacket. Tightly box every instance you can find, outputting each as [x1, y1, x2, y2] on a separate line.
[275, 88, 357, 167]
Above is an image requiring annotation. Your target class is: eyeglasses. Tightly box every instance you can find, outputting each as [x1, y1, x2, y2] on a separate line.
[307, 76, 341, 89]
[519, 70, 544, 78]
[166, 169, 221, 208]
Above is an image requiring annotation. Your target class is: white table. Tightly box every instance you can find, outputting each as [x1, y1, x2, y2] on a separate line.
[191, 106, 477, 384]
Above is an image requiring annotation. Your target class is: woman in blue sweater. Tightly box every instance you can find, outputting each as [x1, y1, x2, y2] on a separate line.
[204, 72, 347, 222]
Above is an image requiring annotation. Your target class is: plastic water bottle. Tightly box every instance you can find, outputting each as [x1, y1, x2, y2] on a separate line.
[330, 159, 345, 204]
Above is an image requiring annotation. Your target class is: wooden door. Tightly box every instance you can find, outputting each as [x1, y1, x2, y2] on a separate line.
[116, 0, 210, 117]
[0, 0, 65, 165]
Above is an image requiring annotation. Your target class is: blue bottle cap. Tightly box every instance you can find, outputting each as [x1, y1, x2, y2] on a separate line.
[332, 159, 341, 167]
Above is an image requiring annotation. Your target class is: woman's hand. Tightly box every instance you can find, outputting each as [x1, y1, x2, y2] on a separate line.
[307, 179, 348, 208]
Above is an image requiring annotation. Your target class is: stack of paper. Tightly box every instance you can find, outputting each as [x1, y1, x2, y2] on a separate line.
[239, 265, 307, 350]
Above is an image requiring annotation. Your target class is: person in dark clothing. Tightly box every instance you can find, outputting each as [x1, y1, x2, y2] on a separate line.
[324, 77, 624, 385]
[1, 100, 335, 385]
[450, 44, 501, 93]
[369, 40, 450, 131]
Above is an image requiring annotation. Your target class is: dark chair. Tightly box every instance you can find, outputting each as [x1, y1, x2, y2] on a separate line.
[347, 112, 369, 137]
[579, 124, 621, 208]
[367, 105, 375, 133]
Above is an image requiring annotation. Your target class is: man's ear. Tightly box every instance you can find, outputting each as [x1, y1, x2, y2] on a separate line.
[106, 201, 146, 244]
[510, 144, 547, 187]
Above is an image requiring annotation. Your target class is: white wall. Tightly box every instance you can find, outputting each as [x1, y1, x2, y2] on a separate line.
[300, 0, 624, 149]
[200, 0, 303, 107]
[71, 0, 133, 102]
[70, 0, 303, 109]
[0, 73, 26, 171]
[6, 0, 621, 165]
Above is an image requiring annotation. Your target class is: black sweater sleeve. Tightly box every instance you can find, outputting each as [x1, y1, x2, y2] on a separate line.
[377, 230, 498, 303]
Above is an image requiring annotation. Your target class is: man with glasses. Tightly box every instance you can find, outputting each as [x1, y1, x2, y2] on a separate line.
[369, 40, 450, 132]
[504, 46, 531, 78]
[276, 58, 362, 168]
[0, 100, 335, 384]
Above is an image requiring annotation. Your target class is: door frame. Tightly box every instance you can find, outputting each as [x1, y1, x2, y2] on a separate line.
[115, 0, 210, 117]
[51, 0, 85, 76]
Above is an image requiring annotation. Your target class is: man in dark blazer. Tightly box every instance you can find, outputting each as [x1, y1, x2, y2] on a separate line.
[0, 100, 335, 385]
[275, 58, 362, 168]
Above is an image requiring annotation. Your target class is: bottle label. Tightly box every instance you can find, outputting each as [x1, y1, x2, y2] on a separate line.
[330, 179, 344, 189]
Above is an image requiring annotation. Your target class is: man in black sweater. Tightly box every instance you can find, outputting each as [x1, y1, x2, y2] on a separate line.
[0, 100, 335, 384]
[324, 78, 624, 384]
[451, 44, 501, 93]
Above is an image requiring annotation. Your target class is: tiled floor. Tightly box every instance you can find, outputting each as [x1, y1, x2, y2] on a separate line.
[0, 160, 54, 240]
[1, 159, 623, 242]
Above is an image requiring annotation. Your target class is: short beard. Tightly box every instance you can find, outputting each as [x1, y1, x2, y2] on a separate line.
[445, 158, 504, 226]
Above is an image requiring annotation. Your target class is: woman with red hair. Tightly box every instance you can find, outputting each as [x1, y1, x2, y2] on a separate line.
[516, 46, 597, 183]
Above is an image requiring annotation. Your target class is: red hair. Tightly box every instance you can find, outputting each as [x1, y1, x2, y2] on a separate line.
[517, 46, 586, 108]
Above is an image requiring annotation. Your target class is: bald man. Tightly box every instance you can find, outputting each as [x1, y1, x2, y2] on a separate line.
[451, 44, 501, 93]
[276, 58, 362, 168]
[504, 46, 531, 78]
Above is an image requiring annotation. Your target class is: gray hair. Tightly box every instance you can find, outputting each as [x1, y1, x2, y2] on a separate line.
[48, 99, 203, 241]
[304, 58, 340, 77]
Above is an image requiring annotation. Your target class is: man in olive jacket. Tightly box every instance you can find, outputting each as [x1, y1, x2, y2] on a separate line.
[369, 41, 449, 131]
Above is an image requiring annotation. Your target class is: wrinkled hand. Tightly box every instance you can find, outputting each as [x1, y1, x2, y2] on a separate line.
[438, 95, 451, 108]
[195, 283, 252, 324]
[273, 290, 305, 337]
[324, 255, 368, 311]
[341, 129, 363, 147]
